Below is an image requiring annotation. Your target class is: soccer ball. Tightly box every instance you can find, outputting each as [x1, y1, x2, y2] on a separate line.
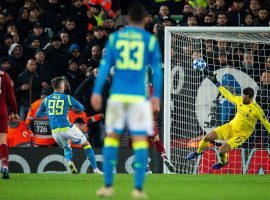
[193, 58, 206, 71]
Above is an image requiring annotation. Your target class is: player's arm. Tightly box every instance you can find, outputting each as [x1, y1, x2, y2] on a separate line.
[149, 35, 162, 100]
[68, 95, 84, 113]
[256, 104, 270, 133]
[207, 72, 237, 104]
[93, 34, 114, 95]
[36, 99, 47, 118]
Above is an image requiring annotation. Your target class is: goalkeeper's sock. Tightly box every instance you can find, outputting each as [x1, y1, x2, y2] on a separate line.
[103, 137, 119, 187]
[84, 144, 97, 169]
[220, 152, 228, 164]
[64, 146, 73, 161]
[0, 144, 9, 168]
[197, 139, 209, 154]
[132, 141, 148, 191]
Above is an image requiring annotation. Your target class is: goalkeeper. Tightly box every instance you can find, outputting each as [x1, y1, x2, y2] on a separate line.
[187, 72, 270, 169]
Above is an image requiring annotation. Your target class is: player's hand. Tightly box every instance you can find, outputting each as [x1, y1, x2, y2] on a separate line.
[151, 97, 160, 113]
[21, 84, 30, 90]
[207, 72, 217, 84]
[91, 94, 102, 111]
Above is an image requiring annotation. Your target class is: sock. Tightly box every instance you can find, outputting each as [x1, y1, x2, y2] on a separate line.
[220, 152, 228, 164]
[133, 141, 149, 191]
[196, 139, 209, 153]
[103, 137, 119, 187]
[154, 140, 166, 156]
[0, 144, 9, 168]
[84, 144, 97, 169]
[64, 146, 73, 162]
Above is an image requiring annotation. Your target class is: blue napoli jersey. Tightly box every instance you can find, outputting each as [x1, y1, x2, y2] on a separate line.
[93, 26, 162, 102]
[36, 92, 84, 131]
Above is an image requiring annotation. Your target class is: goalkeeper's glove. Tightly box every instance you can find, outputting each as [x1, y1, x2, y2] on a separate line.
[207, 72, 220, 87]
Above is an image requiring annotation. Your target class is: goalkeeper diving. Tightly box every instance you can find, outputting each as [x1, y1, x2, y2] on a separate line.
[187, 72, 270, 169]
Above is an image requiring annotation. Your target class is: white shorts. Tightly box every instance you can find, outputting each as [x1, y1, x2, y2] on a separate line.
[52, 125, 87, 148]
[105, 98, 153, 136]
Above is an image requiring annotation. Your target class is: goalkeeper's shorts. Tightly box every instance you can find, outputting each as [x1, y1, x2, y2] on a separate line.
[215, 123, 248, 149]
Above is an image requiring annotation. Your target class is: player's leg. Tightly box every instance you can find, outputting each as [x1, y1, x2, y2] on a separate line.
[128, 100, 152, 199]
[152, 135, 175, 172]
[96, 99, 124, 197]
[52, 131, 77, 174]
[212, 135, 246, 169]
[186, 130, 218, 160]
[0, 119, 9, 179]
[212, 143, 231, 169]
[82, 141, 102, 173]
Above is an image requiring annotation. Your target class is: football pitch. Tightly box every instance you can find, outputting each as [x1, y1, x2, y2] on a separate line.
[1, 174, 270, 200]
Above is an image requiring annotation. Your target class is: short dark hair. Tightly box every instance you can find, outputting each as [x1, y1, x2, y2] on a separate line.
[51, 77, 64, 90]
[128, 3, 145, 23]
[243, 87, 254, 98]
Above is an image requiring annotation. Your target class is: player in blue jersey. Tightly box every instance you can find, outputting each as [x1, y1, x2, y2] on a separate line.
[91, 3, 162, 199]
[36, 77, 102, 174]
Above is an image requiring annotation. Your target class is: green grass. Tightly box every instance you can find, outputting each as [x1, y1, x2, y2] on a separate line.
[1, 174, 270, 200]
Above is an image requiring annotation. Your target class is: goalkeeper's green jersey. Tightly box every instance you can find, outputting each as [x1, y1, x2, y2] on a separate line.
[218, 86, 270, 138]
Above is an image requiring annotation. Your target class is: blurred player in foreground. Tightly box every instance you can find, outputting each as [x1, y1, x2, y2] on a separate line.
[36, 77, 102, 174]
[0, 68, 19, 179]
[91, 3, 162, 199]
[187, 72, 270, 169]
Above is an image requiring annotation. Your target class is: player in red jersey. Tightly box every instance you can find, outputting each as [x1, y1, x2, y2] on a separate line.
[0, 68, 19, 179]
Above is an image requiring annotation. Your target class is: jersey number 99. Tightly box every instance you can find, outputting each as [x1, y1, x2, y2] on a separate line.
[116, 40, 145, 70]
[48, 100, 64, 115]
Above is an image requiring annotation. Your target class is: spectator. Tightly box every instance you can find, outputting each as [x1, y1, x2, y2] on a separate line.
[29, 6, 41, 24]
[265, 56, 270, 71]
[227, 0, 246, 26]
[158, 5, 176, 25]
[206, 0, 216, 9]
[243, 13, 254, 26]
[215, 0, 227, 15]
[15, 59, 49, 120]
[24, 22, 50, 48]
[194, 6, 206, 25]
[59, 30, 70, 52]
[0, 57, 16, 83]
[203, 14, 215, 26]
[241, 51, 260, 84]
[35, 48, 55, 81]
[103, 17, 115, 36]
[69, 0, 88, 34]
[0, 12, 6, 39]
[254, 8, 269, 26]
[84, 45, 101, 69]
[68, 43, 82, 64]
[216, 12, 228, 26]
[39, 0, 67, 34]
[186, 14, 198, 26]
[62, 18, 82, 47]
[65, 59, 85, 95]
[0, 33, 14, 57]
[10, 31, 20, 44]
[144, 10, 155, 33]
[178, 4, 193, 26]
[15, 7, 32, 42]
[8, 43, 25, 83]
[24, 37, 41, 60]
[84, 26, 107, 53]
[6, 23, 18, 34]
[44, 35, 69, 77]
[247, 0, 260, 18]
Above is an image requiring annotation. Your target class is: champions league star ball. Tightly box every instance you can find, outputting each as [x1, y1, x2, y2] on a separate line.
[193, 58, 206, 71]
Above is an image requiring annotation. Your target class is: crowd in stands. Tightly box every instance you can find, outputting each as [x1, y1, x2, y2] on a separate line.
[1, 0, 270, 148]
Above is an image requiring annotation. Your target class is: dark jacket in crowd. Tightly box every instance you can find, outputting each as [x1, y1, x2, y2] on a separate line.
[65, 69, 85, 95]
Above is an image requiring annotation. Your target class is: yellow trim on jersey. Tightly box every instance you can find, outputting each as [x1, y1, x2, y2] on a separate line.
[83, 144, 92, 149]
[110, 94, 145, 103]
[104, 137, 120, 147]
[219, 86, 238, 104]
[51, 127, 69, 133]
[132, 141, 149, 150]
[149, 36, 156, 52]
[67, 95, 71, 106]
